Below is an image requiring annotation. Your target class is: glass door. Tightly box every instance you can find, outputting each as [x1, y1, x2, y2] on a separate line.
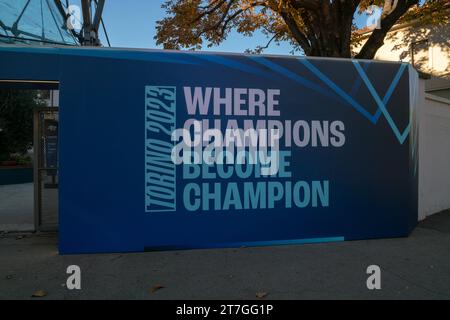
[34, 107, 59, 231]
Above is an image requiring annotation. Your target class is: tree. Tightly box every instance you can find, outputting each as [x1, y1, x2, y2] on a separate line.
[155, 0, 449, 59]
[0, 90, 45, 161]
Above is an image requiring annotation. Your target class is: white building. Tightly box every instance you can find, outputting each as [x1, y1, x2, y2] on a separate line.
[356, 19, 450, 98]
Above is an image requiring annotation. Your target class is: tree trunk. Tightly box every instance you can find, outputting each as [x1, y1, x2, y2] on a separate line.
[356, 0, 418, 59]
[288, 0, 360, 58]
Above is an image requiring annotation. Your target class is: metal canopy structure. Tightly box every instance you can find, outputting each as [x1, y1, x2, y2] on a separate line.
[78, 0, 107, 46]
[0, 0, 78, 45]
[0, 0, 108, 47]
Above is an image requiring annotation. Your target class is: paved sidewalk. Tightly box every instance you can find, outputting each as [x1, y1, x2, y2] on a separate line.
[0, 183, 34, 232]
[1, 210, 450, 300]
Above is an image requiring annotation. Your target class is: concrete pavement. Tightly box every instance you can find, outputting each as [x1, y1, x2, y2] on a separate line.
[0, 183, 34, 232]
[1, 210, 450, 299]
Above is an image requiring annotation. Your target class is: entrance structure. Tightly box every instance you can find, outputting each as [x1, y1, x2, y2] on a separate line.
[34, 104, 59, 230]
[0, 45, 419, 254]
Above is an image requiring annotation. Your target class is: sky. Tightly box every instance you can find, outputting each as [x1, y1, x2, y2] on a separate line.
[73, 0, 374, 55]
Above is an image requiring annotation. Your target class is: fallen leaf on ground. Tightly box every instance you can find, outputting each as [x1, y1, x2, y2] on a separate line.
[149, 284, 165, 293]
[256, 292, 268, 299]
[110, 254, 123, 261]
[31, 290, 47, 298]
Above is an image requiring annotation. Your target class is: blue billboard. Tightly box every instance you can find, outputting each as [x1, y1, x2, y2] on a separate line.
[0, 47, 419, 254]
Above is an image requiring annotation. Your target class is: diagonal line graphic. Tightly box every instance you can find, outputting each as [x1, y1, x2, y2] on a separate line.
[299, 59, 407, 125]
[380, 63, 408, 117]
[248, 56, 339, 101]
[250, 56, 409, 144]
[349, 62, 370, 97]
[299, 59, 375, 122]
[200, 54, 410, 145]
[353, 60, 410, 144]
[189, 54, 274, 79]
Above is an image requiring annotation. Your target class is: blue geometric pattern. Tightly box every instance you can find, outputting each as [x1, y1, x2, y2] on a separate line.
[249, 56, 410, 144]
[352, 60, 410, 144]
[248, 56, 339, 100]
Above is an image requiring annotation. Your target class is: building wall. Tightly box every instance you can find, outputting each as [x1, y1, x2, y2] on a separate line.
[356, 23, 450, 78]
[419, 82, 450, 220]
[426, 77, 450, 100]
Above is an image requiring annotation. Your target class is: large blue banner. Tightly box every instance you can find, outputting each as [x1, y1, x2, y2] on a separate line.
[0, 47, 419, 254]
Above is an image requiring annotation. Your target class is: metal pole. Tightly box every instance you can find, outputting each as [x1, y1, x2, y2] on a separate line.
[81, 0, 92, 45]
[33, 109, 40, 231]
[92, 0, 105, 34]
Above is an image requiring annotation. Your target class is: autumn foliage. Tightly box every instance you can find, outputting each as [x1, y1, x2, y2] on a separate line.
[155, 0, 449, 58]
